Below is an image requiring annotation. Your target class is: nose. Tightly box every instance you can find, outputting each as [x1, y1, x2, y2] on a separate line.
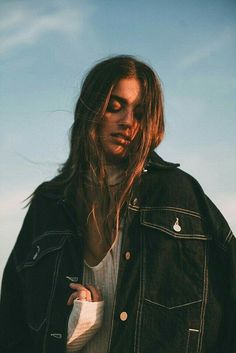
[118, 109, 136, 130]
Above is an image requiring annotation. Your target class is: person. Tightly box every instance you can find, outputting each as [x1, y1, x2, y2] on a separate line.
[0, 55, 235, 353]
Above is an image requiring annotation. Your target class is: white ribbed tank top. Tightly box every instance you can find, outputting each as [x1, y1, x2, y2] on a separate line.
[81, 228, 122, 353]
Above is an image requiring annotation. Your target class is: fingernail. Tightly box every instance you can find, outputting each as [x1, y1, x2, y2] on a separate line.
[80, 290, 86, 299]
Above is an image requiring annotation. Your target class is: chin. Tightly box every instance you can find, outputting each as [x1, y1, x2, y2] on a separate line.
[104, 151, 128, 165]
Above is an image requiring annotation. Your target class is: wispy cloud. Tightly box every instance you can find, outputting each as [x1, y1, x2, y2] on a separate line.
[0, 4, 83, 55]
[179, 28, 235, 69]
[0, 7, 27, 31]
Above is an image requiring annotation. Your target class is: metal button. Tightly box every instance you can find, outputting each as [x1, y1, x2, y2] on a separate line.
[132, 198, 138, 206]
[173, 217, 181, 232]
[125, 251, 131, 260]
[120, 311, 128, 321]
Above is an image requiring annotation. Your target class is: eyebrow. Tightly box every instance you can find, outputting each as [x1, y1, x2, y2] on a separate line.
[110, 94, 128, 105]
[110, 94, 141, 107]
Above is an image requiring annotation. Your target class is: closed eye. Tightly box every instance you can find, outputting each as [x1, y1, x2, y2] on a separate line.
[106, 99, 122, 113]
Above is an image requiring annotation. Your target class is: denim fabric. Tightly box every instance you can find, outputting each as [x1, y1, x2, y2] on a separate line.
[0, 152, 235, 353]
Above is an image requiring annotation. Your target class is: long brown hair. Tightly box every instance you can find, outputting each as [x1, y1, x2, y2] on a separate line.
[36, 55, 165, 244]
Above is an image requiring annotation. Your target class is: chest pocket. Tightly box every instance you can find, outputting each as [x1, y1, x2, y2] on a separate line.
[17, 231, 71, 331]
[141, 207, 210, 309]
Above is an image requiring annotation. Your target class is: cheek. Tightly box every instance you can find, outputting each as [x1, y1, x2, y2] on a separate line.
[98, 121, 113, 144]
[100, 116, 117, 134]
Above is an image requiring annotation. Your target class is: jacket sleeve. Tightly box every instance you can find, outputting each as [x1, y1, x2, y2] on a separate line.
[222, 235, 236, 352]
[0, 250, 32, 352]
[0, 202, 36, 353]
[203, 194, 236, 352]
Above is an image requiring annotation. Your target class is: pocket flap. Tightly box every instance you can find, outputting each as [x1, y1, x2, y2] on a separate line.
[141, 207, 211, 240]
[18, 230, 72, 270]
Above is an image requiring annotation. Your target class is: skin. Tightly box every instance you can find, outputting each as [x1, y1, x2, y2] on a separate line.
[68, 77, 143, 304]
[67, 283, 102, 305]
[99, 77, 142, 164]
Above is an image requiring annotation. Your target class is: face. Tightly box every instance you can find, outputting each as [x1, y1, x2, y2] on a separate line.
[99, 78, 143, 164]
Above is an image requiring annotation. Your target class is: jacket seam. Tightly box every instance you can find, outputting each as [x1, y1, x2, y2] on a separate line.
[144, 298, 202, 310]
[107, 213, 129, 353]
[215, 239, 227, 252]
[32, 230, 73, 243]
[128, 205, 140, 212]
[141, 222, 210, 240]
[27, 317, 47, 332]
[16, 237, 67, 272]
[42, 249, 64, 353]
[185, 329, 190, 353]
[197, 242, 209, 353]
[215, 230, 234, 252]
[223, 230, 233, 247]
[133, 228, 145, 353]
[141, 206, 202, 218]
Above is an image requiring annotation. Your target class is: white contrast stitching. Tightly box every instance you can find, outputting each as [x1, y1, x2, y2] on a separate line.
[27, 317, 46, 332]
[141, 206, 202, 218]
[224, 230, 233, 247]
[43, 250, 64, 352]
[185, 328, 200, 353]
[32, 230, 73, 244]
[141, 222, 209, 240]
[144, 298, 202, 310]
[128, 205, 140, 212]
[197, 242, 208, 353]
[134, 226, 145, 353]
[185, 330, 190, 353]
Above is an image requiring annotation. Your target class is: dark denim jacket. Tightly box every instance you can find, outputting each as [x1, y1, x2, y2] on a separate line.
[1, 152, 235, 353]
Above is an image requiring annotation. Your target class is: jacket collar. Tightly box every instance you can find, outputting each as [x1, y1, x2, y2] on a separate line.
[146, 151, 180, 170]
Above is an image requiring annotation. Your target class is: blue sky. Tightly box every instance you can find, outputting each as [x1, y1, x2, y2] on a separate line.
[0, 0, 235, 281]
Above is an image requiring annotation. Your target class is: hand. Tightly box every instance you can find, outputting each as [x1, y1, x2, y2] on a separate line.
[67, 283, 102, 305]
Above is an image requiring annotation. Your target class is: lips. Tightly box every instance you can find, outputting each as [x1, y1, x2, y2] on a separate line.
[111, 133, 132, 143]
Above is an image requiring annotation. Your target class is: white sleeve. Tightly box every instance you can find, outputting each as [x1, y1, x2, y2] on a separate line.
[67, 299, 104, 352]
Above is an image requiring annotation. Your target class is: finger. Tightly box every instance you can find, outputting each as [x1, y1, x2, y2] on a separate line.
[67, 290, 86, 305]
[67, 285, 94, 305]
[85, 289, 92, 302]
[69, 283, 87, 291]
[77, 290, 87, 301]
[67, 292, 78, 305]
[69, 283, 93, 301]
[85, 284, 102, 302]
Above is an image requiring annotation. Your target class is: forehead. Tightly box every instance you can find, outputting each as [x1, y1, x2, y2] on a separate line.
[111, 78, 142, 104]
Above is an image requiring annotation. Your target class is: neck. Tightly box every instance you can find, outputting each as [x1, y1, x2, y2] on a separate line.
[105, 164, 126, 186]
